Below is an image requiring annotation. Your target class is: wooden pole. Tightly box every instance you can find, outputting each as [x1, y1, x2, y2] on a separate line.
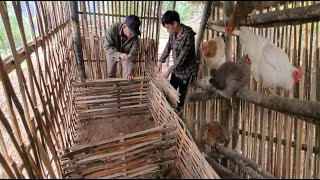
[0, 152, 16, 179]
[195, 1, 212, 59]
[195, 80, 320, 125]
[204, 153, 241, 179]
[70, 1, 86, 80]
[211, 3, 320, 28]
[214, 144, 276, 179]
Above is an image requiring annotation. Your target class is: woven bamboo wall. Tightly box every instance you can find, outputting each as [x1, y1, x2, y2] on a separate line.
[145, 60, 220, 179]
[185, 1, 320, 179]
[58, 69, 219, 178]
[72, 78, 150, 122]
[1, 1, 319, 179]
[59, 122, 178, 179]
[0, 1, 76, 178]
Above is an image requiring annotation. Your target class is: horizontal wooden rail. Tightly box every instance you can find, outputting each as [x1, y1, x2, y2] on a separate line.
[195, 80, 320, 125]
[210, 3, 320, 28]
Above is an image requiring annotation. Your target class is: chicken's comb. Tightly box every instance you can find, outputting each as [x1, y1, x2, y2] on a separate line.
[298, 66, 303, 77]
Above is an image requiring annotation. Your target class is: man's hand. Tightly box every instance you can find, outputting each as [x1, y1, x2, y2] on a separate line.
[120, 53, 128, 61]
[154, 62, 162, 74]
[161, 70, 170, 79]
[127, 72, 133, 81]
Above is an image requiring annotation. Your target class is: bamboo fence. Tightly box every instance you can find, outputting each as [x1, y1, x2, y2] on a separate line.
[59, 124, 178, 179]
[0, 1, 76, 178]
[0, 0, 320, 179]
[72, 78, 150, 122]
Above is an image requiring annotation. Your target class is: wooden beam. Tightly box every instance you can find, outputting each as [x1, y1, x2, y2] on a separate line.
[186, 91, 216, 102]
[214, 144, 276, 179]
[237, 88, 320, 124]
[211, 3, 320, 28]
[195, 79, 320, 125]
[195, 1, 212, 58]
[203, 153, 241, 179]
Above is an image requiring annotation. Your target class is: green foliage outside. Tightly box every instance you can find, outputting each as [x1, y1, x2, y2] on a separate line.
[0, 1, 32, 58]
[159, 1, 203, 39]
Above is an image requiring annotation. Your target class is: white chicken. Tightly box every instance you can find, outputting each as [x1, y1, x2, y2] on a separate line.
[200, 36, 226, 71]
[239, 26, 303, 92]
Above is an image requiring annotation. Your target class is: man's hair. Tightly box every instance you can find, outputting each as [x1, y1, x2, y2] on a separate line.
[161, 10, 180, 26]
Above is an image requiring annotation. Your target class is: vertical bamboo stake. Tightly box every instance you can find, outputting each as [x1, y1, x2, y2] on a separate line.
[0, 130, 21, 178]
[0, 1, 32, 141]
[82, 1, 94, 79]
[155, 1, 162, 62]
[12, 0, 46, 167]
[70, 1, 86, 80]
[314, 19, 320, 179]
[35, 0, 64, 154]
[102, 1, 106, 33]
[93, 1, 102, 79]
[0, 77, 35, 179]
[97, 1, 105, 79]
[101, 2, 107, 78]
[0, 152, 16, 179]
[305, 19, 315, 178]
[45, 23, 64, 150]
[266, 109, 273, 174]
[81, 1, 94, 79]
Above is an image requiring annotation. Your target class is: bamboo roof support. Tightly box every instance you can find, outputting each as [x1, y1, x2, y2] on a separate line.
[70, 1, 86, 80]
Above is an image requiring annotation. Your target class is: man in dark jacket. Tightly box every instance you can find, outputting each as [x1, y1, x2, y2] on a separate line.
[155, 10, 197, 112]
[104, 15, 141, 80]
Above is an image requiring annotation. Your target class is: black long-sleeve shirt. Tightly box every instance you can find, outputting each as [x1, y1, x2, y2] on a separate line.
[159, 24, 197, 80]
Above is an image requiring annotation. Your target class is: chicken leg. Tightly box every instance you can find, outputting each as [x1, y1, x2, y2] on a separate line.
[265, 88, 278, 96]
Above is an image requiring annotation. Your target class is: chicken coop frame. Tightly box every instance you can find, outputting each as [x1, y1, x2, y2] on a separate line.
[0, 1, 319, 179]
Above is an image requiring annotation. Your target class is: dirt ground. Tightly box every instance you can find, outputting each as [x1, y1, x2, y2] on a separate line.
[74, 114, 155, 146]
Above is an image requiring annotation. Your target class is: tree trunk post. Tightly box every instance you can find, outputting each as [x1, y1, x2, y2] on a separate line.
[70, 1, 86, 80]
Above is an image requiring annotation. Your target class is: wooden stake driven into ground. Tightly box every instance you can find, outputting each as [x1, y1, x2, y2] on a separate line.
[70, 1, 86, 80]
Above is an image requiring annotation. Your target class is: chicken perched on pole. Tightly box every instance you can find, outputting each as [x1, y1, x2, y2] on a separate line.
[239, 26, 303, 94]
[209, 54, 251, 99]
[200, 36, 226, 72]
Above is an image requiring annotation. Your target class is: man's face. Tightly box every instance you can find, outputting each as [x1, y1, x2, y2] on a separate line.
[124, 24, 134, 38]
[163, 22, 177, 34]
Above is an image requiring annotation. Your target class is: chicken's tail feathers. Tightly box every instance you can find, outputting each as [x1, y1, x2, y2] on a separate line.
[210, 68, 217, 78]
[209, 71, 220, 90]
